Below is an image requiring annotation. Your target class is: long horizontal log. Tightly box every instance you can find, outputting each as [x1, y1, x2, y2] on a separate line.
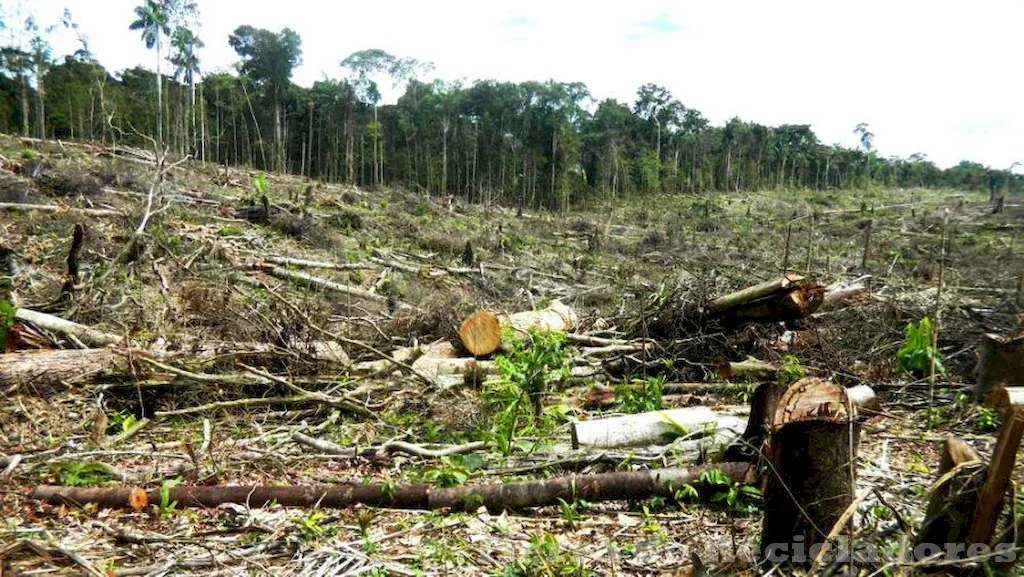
[570, 407, 727, 449]
[14, 308, 121, 347]
[263, 255, 376, 271]
[459, 300, 578, 357]
[30, 462, 753, 512]
[707, 274, 804, 315]
[0, 202, 121, 217]
[0, 348, 128, 392]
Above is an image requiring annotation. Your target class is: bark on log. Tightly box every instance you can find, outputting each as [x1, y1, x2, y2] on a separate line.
[975, 332, 1024, 402]
[458, 300, 578, 357]
[723, 382, 787, 463]
[716, 357, 779, 381]
[982, 386, 1024, 410]
[13, 308, 121, 347]
[915, 436, 985, 558]
[570, 407, 735, 449]
[760, 378, 859, 566]
[30, 462, 754, 512]
[0, 348, 131, 393]
[707, 274, 805, 315]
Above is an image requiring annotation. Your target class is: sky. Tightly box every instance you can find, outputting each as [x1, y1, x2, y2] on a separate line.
[10, 0, 1024, 171]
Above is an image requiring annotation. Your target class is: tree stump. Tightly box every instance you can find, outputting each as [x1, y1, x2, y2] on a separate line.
[760, 378, 859, 567]
[975, 332, 1024, 402]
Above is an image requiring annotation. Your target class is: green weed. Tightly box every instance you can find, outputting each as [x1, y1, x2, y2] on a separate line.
[896, 317, 944, 377]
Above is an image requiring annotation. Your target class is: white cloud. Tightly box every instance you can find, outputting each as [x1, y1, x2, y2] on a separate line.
[12, 0, 1023, 169]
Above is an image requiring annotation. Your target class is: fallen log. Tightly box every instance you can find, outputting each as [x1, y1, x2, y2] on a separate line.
[819, 275, 870, 311]
[570, 407, 735, 449]
[760, 378, 860, 566]
[458, 300, 578, 357]
[31, 462, 754, 512]
[263, 255, 376, 271]
[0, 348, 131, 393]
[708, 274, 825, 325]
[13, 308, 121, 347]
[0, 202, 121, 218]
[707, 274, 805, 315]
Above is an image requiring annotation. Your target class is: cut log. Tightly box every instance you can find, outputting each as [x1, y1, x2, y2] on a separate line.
[31, 462, 754, 512]
[13, 308, 121, 347]
[716, 357, 779, 381]
[707, 274, 805, 315]
[0, 348, 132, 393]
[760, 378, 859, 566]
[569, 406, 734, 449]
[975, 332, 1024, 402]
[708, 274, 825, 325]
[457, 300, 578, 357]
[820, 275, 870, 311]
[458, 310, 502, 357]
[914, 436, 985, 559]
[982, 386, 1024, 410]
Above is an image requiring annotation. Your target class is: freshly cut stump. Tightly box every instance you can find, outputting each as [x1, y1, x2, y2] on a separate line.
[760, 378, 859, 567]
[458, 310, 502, 357]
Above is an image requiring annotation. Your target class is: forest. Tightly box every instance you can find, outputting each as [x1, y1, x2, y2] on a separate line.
[1, 1, 1020, 211]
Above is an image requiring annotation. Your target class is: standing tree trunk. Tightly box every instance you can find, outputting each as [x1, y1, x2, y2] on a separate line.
[156, 35, 163, 146]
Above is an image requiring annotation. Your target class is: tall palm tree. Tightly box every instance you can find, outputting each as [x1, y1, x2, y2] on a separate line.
[129, 0, 170, 144]
[171, 25, 203, 155]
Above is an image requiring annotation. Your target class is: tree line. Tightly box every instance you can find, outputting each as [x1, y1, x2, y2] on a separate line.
[1, 1, 1019, 211]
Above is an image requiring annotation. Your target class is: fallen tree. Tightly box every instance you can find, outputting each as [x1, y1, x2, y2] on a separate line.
[31, 462, 754, 512]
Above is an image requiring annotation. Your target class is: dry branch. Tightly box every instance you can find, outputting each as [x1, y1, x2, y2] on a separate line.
[31, 462, 753, 512]
[253, 262, 416, 311]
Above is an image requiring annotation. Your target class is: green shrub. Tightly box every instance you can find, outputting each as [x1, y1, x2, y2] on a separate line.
[896, 317, 944, 377]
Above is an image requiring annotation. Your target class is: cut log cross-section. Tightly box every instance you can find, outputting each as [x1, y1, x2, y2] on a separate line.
[760, 378, 859, 566]
[458, 300, 577, 357]
[458, 310, 502, 357]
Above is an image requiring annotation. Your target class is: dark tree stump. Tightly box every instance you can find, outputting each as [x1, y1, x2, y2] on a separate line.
[760, 378, 859, 567]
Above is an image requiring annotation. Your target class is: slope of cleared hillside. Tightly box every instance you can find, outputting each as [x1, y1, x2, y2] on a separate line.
[1, 134, 1022, 576]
